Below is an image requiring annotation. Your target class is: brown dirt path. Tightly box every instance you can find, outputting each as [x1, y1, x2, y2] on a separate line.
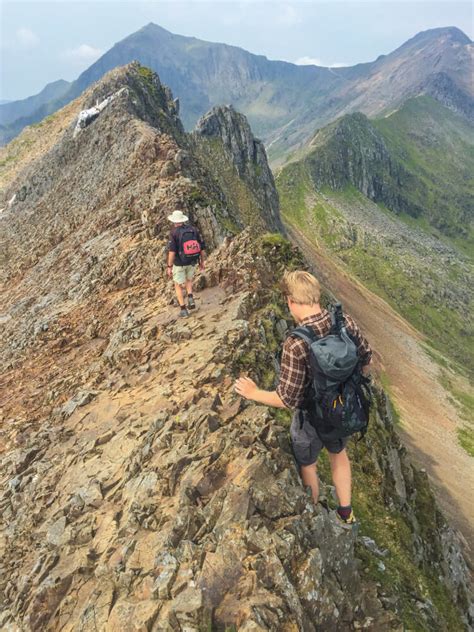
[287, 224, 474, 554]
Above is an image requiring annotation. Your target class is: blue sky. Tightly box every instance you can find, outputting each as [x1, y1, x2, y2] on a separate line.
[1, 1, 472, 101]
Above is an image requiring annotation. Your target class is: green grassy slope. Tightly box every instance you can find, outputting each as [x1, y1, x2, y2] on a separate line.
[374, 96, 474, 242]
[277, 168, 473, 372]
[277, 98, 474, 375]
[299, 97, 473, 244]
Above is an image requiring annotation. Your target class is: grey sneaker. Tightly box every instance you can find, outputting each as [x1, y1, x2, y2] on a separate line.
[179, 307, 189, 318]
[187, 296, 196, 310]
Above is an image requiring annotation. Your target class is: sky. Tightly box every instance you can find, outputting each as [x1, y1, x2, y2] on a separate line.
[0, 0, 472, 101]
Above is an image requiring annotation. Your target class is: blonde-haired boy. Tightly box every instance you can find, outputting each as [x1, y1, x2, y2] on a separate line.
[235, 270, 372, 525]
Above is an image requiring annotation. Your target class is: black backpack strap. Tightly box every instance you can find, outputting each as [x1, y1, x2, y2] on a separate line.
[177, 224, 194, 254]
[287, 326, 320, 412]
[330, 303, 345, 335]
[288, 325, 319, 347]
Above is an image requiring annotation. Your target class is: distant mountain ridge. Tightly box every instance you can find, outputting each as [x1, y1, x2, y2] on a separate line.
[302, 96, 474, 239]
[0, 79, 71, 127]
[1, 23, 472, 160]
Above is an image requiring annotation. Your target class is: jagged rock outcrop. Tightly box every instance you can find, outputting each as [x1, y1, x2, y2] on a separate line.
[0, 63, 472, 631]
[306, 112, 423, 218]
[194, 105, 283, 233]
[302, 96, 474, 239]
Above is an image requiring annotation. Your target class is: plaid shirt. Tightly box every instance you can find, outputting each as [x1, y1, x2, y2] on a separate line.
[276, 310, 372, 410]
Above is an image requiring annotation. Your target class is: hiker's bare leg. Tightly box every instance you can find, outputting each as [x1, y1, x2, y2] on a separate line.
[300, 463, 319, 504]
[185, 278, 193, 296]
[175, 283, 185, 306]
[328, 449, 351, 507]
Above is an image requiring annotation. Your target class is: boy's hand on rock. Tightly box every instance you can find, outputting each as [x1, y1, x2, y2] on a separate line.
[235, 376, 258, 400]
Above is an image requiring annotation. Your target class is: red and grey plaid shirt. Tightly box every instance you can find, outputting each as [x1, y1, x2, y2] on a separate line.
[276, 310, 372, 410]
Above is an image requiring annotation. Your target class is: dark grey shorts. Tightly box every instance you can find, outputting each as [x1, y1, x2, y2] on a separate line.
[290, 410, 349, 466]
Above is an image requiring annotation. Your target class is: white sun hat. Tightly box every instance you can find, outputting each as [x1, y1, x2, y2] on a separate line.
[167, 210, 189, 223]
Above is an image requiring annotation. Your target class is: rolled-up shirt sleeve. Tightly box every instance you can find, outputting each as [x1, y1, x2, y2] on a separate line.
[344, 315, 372, 366]
[276, 337, 309, 410]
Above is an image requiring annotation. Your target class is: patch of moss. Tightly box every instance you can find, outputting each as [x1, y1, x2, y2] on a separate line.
[0, 155, 15, 168]
[378, 372, 401, 425]
[273, 408, 292, 427]
[188, 188, 209, 206]
[137, 65, 156, 86]
[260, 233, 302, 271]
[457, 426, 474, 457]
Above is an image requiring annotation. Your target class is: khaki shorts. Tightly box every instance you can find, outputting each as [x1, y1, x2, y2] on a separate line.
[172, 264, 196, 285]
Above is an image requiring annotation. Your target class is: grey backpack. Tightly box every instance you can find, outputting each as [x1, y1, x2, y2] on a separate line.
[291, 304, 371, 441]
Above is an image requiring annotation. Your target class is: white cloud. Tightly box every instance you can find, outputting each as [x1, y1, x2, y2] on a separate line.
[295, 56, 348, 68]
[62, 44, 104, 64]
[16, 27, 39, 48]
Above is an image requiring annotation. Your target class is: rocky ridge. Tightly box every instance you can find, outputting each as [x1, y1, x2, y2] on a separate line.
[194, 106, 282, 233]
[0, 64, 472, 630]
[1, 231, 472, 630]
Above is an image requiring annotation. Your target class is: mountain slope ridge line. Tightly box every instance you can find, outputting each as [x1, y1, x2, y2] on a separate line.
[1, 23, 472, 160]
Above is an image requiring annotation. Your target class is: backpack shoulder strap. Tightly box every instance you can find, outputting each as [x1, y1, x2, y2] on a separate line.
[288, 325, 319, 347]
[330, 303, 345, 335]
[177, 224, 191, 245]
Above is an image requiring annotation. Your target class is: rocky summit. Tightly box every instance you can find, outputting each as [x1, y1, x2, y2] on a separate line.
[0, 64, 472, 631]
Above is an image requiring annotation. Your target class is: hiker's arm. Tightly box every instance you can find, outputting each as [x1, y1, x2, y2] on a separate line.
[167, 251, 176, 267]
[235, 377, 287, 408]
[198, 230, 206, 268]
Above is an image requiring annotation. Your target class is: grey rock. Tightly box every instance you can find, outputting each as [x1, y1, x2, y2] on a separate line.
[61, 390, 96, 418]
[46, 517, 67, 547]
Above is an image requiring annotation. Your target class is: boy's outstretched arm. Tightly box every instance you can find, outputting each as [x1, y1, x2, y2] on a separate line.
[235, 376, 287, 408]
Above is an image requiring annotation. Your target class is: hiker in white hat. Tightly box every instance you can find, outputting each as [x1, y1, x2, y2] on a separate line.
[167, 210, 206, 317]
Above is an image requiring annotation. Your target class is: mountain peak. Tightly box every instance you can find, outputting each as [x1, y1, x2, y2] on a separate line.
[124, 22, 176, 43]
[140, 22, 172, 34]
[405, 26, 471, 48]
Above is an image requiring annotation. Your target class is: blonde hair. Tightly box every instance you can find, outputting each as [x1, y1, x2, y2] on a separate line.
[280, 270, 321, 306]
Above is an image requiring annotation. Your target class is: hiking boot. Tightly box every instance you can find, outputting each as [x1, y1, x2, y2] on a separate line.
[187, 296, 196, 310]
[336, 509, 357, 528]
[179, 307, 189, 318]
